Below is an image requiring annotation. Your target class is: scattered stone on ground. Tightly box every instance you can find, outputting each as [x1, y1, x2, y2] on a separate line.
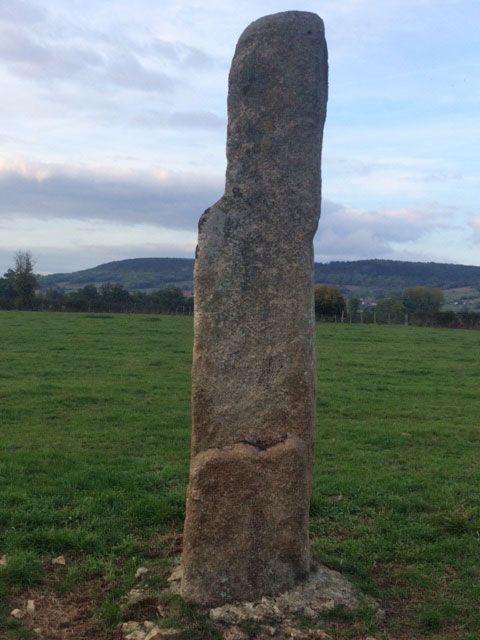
[125, 561, 383, 640]
[135, 567, 149, 579]
[10, 608, 25, 619]
[51, 555, 66, 565]
[222, 627, 248, 640]
[122, 622, 142, 634]
[167, 564, 182, 583]
[125, 631, 146, 640]
[117, 559, 384, 640]
[0, 553, 7, 566]
[12, 582, 121, 640]
[122, 624, 181, 640]
[123, 588, 149, 606]
[205, 563, 375, 625]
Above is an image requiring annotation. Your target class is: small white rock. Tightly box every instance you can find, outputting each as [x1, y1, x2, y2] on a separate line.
[10, 609, 25, 619]
[0, 554, 7, 566]
[145, 626, 181, 640]
[122, 621, 141, 633]
[167, 565, 183, 582]
[320, 598, 335, 611]
[125, 630, 146, 640]
[51, 555, 66, 565]
[135, 567, 149, 579]
[143, 621, 155, 630]
[33, 628, 42, 635]
[124, 588, 145, 605]
[26, 599, 35, 615]
[209, 607, 225, 621]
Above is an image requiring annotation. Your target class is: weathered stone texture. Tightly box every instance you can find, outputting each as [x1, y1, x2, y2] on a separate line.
[181, 10, 328, 606]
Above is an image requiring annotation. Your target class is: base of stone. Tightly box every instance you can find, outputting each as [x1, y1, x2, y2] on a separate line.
[181, 438, 311, 605]
[167, 562, 383, 640]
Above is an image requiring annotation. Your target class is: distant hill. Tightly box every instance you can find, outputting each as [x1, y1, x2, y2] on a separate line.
[314, 259, 480, 298]
[39, 258, 195, 293]
[39, 257, 480, 303]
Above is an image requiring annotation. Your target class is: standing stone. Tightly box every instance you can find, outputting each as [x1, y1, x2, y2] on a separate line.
[181, 11, 328, 606]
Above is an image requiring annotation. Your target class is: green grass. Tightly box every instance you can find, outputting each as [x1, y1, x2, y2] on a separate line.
[1, 312, 480, 639]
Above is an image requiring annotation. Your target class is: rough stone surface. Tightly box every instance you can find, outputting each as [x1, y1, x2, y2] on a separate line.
[182, 10, 328, 606]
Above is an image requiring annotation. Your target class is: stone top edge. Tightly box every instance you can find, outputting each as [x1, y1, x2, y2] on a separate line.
[242, 10, 325, 35]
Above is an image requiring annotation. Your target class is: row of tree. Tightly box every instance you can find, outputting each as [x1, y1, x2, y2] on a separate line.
[0, 252, 193, 314]
[314, 284, 480, 329]
[2, 252, 479, 328]
[315, 284, 445, 317]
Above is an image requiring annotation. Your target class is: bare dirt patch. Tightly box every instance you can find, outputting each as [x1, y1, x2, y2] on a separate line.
[11, 580, 122, 640]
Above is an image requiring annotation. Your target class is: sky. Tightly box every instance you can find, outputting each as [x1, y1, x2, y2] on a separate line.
[0, 0, 479, 275]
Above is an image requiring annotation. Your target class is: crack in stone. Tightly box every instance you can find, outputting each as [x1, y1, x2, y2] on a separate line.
[194, 435, 291, 457]
[237, 436, 288, 451]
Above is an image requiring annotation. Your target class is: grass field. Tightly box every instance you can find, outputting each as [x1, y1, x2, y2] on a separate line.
[1, 311, 479, 639]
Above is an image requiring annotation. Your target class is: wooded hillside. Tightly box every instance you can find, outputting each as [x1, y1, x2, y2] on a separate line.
[39, 257, 480, 300]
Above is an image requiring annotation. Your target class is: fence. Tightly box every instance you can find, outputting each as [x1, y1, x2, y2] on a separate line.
[316, 310, 480, 330]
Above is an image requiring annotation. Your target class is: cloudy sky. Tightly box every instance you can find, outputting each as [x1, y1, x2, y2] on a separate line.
[0, 0, 479, 274]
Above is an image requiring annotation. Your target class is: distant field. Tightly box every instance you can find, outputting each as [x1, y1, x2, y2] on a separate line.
[443, 286, 480, 311]
[1, 312, 479, 639]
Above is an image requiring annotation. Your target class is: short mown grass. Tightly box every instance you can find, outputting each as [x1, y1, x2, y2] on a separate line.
[1, 311, 479, 639]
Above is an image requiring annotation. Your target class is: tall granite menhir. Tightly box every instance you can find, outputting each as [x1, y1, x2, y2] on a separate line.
[181, 11, 328, 605]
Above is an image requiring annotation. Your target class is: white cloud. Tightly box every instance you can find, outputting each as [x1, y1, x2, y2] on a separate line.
[0, 0, 479, 268]
[314, 199, 453, 262]
[0, 155, 464, 273]
[0, 156, 222, 229]
[0, 5, 218, 98]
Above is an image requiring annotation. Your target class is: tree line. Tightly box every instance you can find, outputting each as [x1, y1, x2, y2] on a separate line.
[315, 284, 480, 329]
[0, 252, 193, 314]
[2, 252, 479, 328]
